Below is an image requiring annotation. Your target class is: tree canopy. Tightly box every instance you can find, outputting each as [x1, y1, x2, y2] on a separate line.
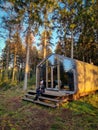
[0, 0, 98, 89]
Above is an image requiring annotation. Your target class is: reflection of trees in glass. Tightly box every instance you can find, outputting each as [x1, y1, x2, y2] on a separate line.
[48, 67, 51, 80]
[38, 55, 75, 90]
[63, 59, 73, 72]
[66, 71, 74, 91]
[60, 61, 74, 91]
[48, 55, 55, 66]
[47, 55, 58, 66]
[60, 62, 66, 83]
[40, 65, 46, 80]
[53, 66, 57, 81]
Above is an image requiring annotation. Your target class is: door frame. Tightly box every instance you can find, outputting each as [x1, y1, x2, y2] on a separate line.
[46, 59, 60, 90]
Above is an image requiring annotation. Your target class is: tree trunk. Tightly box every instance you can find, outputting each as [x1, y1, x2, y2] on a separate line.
[43, 31, 47, 58]
[12, 47, 17, 82]
[71, 31, 74, 59]
[4, 42, 10, 80]
[23, 44, 30, 90]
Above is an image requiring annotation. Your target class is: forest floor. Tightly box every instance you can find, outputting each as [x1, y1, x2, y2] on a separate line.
[0, 86, 98, 130]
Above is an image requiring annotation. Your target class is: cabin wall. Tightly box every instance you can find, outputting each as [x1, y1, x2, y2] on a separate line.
[75, 60, 98, 97]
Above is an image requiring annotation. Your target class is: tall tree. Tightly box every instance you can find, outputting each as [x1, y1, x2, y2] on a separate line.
[40, 30, 52, 58]
[1, 19, 13, 80]
[39, 0, 58, 58]
[3, 0, 43, 90]
[11, 32, 23, 82]
[75, 0, 98, 63]
[0, 0, 23, 81]
[23, 29, 34, 90]
[29, 46, 39, 74]
[53, 0, 80, 58]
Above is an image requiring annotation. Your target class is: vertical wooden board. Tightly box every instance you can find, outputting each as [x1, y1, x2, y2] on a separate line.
[76, 61, 85, 93]
[76, 60, 98, 95]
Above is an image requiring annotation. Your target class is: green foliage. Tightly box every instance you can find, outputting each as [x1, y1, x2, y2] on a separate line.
[62, 93, 98, 115]
[27, 75, 36, 89]
[63, 101, 97, 115]
[0, 80, 17, 91]
[0, 72, 36, 91]
[0, 81, 11, 90]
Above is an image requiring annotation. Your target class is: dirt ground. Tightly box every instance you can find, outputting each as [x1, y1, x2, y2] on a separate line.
[0, 89, 98, 130]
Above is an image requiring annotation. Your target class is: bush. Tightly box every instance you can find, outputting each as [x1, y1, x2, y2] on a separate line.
[0, 74, 36, 91]
[0, 80, 17, 91]
[27, 75, 36, 86]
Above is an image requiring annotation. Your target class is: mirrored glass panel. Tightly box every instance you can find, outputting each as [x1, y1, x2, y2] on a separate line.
[37, 54, 75, 91]
[60, 58, 75, 91]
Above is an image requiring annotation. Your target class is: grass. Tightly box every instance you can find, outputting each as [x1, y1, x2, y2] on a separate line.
[0, 83, 98, 130]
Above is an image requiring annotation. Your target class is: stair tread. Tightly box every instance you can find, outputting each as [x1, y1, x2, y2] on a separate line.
[23, 97, 57, 108]
[39, 96, 60, 102]
[28, 90, 70, 97]
[26, 93, 35, 97]
[26, 93, 60, 102]
[28, 90, 36, 94]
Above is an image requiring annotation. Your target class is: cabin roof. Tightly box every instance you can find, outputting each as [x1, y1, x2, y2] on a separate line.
[37, 53, 75, 68]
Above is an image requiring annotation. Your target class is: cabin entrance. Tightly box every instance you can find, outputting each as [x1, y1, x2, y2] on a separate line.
[45, 65, 59, 90]
[36, 54, 75, 92]
[37, 61, 60, 90]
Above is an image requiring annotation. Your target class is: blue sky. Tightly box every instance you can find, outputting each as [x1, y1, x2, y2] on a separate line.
[0, 5, 59, 56]
[0, 9, 6, 56]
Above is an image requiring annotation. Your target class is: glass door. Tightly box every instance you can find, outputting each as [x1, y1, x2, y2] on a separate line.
[37, 55, 60, 90]
[46, 64, 60, 90]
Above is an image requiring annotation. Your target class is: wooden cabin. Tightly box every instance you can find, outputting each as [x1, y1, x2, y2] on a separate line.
[23, 54, 98, 107]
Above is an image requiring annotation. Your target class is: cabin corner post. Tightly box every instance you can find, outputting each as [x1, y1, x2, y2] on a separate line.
[51, 66, 54, 88]
[46, 61, 48, 89]
[57, 56, 60, 90]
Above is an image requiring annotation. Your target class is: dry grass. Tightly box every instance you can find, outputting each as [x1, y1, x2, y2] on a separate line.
[0, 87, 98, 130]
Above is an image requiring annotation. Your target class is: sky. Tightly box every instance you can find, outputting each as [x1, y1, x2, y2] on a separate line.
[0, 17, 58, 57]
[0, 10, 6, 56]
[0, 8, 59, 56]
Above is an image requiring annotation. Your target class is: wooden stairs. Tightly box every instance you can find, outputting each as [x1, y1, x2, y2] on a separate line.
[23, 90, 71, 108]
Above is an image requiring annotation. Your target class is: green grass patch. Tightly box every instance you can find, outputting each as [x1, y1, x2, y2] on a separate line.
[62, 100, 97, 115]
[0, 83, 98, 130]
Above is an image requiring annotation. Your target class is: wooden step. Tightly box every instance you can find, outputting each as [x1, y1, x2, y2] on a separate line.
[44, 90, 68, 97]
[25, 94, 35, 100]
[25, 94, 61, 103]
[25, 93, 35, 97]
[28, 90, 36, 95]
[23, 97, 57, 108]
[38, 96, 60, 102]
